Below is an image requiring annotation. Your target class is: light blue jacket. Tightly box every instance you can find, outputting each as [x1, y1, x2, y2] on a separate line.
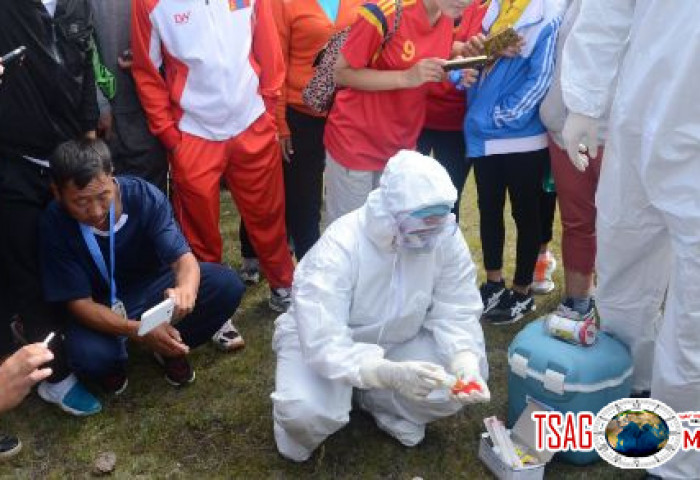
[451, 0, 563, 158]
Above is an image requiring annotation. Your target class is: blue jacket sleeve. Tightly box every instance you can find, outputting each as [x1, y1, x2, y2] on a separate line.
[492, 18, 560, 130]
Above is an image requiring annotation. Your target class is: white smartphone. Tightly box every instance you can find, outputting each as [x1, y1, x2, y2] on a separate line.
[138, 298, 176, 336]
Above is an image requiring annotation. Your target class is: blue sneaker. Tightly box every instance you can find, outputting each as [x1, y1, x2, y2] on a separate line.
[37, 374, 102, 416]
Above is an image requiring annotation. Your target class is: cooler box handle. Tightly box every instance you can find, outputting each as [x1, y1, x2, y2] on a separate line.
[543, 369, 566, 395]
[510, 353, 529, 378]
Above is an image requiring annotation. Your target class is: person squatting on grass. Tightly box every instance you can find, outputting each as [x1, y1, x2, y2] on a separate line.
[271, 150, 489, 462]
[38, 139, 244, 395]
[322, 0, 479, 225]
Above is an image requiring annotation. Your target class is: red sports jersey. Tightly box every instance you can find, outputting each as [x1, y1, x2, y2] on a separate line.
[324, 0, 453, 171]
[424, 1, 489, 131]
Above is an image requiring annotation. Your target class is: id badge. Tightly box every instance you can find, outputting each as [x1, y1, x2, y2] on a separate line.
[112, 300, 127, 319]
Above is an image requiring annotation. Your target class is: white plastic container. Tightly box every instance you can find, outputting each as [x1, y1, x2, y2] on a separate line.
[478, 399, 555, 480]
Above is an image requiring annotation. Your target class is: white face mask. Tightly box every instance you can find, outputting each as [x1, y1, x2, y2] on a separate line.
[395, 212, 457, 253]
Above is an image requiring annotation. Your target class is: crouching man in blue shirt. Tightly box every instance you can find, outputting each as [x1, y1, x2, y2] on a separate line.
[39, 139, 244, 393]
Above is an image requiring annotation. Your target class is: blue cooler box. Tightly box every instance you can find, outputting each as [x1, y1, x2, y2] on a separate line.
[507, 319, 633, 465]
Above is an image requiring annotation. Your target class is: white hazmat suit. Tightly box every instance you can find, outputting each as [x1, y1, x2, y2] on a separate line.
[561, 1, 700, 478]
[271, 150, 488, 462]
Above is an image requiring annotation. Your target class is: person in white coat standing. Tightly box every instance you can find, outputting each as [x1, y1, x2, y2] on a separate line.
[560, 1, 700, 478]
[271, 150, 490, 462]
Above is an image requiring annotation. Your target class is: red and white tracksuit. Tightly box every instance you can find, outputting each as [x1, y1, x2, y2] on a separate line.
[131, 0, 293, 288]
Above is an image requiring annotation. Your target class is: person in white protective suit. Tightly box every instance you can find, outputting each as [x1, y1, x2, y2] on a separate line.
[560, 2, 700, 478]
[270, 150, 490, 462]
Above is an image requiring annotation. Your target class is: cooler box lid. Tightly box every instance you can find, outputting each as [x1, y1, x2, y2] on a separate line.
[507, 319, 633, 395]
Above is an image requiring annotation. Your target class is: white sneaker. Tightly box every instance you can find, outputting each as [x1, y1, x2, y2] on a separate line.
[268, 287, 291, 313]
[211, 319, 245, 352]
[531, 251, 557, 295]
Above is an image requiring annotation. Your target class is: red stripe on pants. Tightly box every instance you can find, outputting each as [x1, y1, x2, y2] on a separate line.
[170, 112, 294, 288]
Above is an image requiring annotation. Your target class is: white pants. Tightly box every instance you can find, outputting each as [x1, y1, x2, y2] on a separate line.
[324, 152, 382, 226]
[271, 330, 463, 462]
[595, 123, 700, 479]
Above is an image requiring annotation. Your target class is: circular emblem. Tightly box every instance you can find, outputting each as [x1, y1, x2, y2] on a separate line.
[593, 398, 682, 469]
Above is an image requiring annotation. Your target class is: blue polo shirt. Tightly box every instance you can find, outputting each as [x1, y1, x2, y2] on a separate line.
[40, 176, 190, 306]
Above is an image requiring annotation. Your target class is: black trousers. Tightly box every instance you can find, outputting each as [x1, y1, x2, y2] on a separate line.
[0, 157, 70, 381]
[416, 128, 471, 222]
[240, 107, 326, 261]
[473, 148, 550, 287]
[540, 190, 557, 245]
[109, 111, 169, 193]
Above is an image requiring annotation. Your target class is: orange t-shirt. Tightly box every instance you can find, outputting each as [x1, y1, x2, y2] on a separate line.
[272, 0, 364, 138]
[423, 1, 489, 131]
[324, 0, 454, 171]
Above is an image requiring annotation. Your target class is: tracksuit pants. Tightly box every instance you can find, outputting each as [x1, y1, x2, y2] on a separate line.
[169, 112, 294, 288]
[239, 107, 326, 262]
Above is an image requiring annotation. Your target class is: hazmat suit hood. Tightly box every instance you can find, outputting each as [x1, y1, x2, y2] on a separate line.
[360, 150, 458, 251]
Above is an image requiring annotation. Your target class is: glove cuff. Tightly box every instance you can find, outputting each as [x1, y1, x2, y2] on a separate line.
[358, 358, 390, 390]
[451, 350, 481, 377]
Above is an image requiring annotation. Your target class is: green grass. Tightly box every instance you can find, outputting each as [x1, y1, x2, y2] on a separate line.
[0, 179, 642, 479]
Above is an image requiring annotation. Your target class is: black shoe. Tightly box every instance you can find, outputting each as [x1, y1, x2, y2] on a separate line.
[99, 370, 128, 396]
[0, 433, 21, 460]
[154, 353, 195, 387]
[479, 280, 506, 314]
[484, 289, 535, 325]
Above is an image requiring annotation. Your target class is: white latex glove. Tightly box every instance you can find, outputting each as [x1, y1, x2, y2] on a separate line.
[359, 358, 448, 401]
[561, 112, 600, 172]
[448, 351, 491, 404]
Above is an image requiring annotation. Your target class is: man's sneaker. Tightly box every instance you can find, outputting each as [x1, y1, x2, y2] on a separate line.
[9, 317, 27, 346]
[484, 289, 536, 325]
[0, 434, 21, 460]
[37, 374, 102, 416]
[531, 251, 557, 295]
[211, 319, 245, 352]
[153, 353, 195, 387]
[479, 280, 506, 315]
[554, 297, 596, 323]
[269, 287, 292, 313]
[240, 257, 260, 285]
[99, 370, 129, 396]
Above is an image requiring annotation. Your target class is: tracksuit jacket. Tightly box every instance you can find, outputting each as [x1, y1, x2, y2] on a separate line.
[0, 0, 98, 159]
[451, 0, 562, 158]
[130, 0, 284, 150]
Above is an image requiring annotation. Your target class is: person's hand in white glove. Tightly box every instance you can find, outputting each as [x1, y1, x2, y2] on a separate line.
[448, 351, 491, 404]
[359, 358, 448, 401]
[562, 112, 600, 172]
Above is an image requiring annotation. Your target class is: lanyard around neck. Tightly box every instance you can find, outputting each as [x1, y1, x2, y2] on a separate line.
[80, 202, 117, 306]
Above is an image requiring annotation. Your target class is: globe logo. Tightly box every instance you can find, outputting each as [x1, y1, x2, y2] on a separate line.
[605, 410, 670, 457]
